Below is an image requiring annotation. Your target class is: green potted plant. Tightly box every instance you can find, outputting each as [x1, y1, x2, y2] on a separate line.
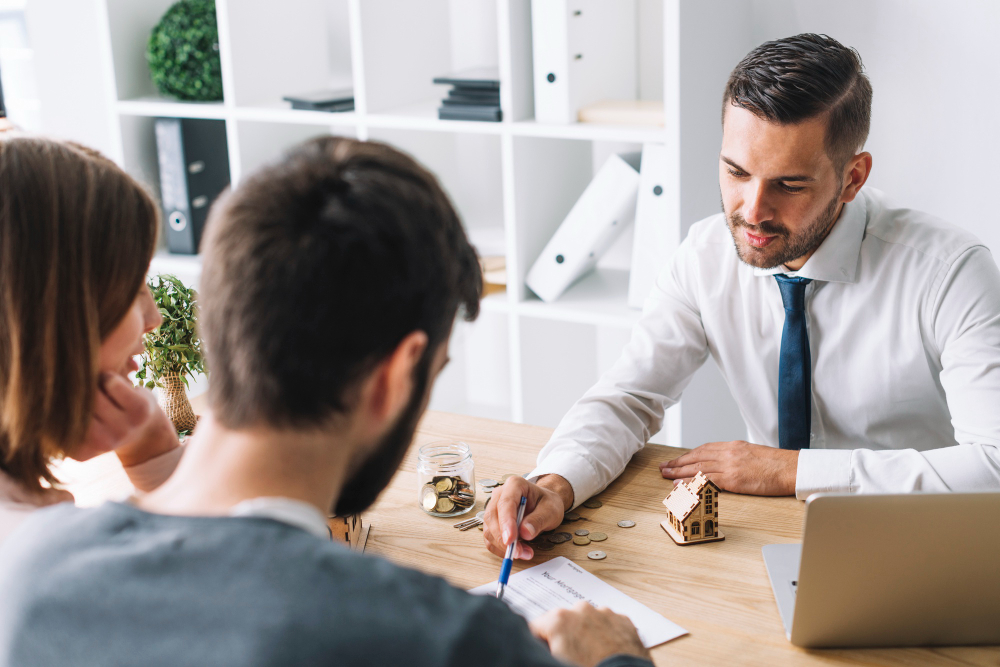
[146, 0, 224, 102]
[137, 274, 205, 434]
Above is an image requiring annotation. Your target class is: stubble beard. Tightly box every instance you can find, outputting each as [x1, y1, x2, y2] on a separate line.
[724, 192, 842, 270]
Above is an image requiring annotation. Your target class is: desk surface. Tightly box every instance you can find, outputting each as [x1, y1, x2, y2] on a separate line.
[59, 411, 998, 666]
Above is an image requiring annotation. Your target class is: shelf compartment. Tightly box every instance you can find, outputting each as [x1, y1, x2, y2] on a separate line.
[235, 120, 355, 181]
[358, 0, 499, 115]
[223, 0, 354, 109]
[117, 98, 227, 119]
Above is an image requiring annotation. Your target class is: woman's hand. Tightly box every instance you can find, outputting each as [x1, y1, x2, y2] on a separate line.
[75, 373, 180, 466]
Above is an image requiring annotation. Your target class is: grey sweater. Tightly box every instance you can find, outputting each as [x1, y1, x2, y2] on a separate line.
[0, 502, 652, 667]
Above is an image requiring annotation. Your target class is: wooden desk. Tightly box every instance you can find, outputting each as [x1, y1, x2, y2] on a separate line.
[59, 411, 998, 666]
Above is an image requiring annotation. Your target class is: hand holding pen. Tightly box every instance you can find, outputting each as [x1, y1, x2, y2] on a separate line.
[495, 495, 527, 601]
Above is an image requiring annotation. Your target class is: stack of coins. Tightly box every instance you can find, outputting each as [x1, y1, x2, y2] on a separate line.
[421, 475, 474, 516]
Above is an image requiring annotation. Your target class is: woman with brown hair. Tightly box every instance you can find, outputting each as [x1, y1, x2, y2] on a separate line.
[0, 135, 183, 541]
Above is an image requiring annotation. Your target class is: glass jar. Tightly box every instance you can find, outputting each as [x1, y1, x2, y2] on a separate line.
[416, 441, 476, 517]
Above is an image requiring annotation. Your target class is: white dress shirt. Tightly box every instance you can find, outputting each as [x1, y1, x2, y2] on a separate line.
[529, 188, 1000, 503]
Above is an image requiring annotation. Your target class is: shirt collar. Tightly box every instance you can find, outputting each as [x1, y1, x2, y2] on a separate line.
[228, 496, 331, 538]
[752, 191, 868, 283]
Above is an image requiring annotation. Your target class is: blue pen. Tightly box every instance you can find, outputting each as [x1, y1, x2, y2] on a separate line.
[495, 496, 528, 601]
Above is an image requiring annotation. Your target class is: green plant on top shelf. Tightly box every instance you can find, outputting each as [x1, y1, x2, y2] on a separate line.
[146, 0, 223, 102]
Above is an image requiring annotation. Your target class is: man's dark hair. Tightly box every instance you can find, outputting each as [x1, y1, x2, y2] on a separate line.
[200, 136, 482, 429]
[723, 33, 872, 169]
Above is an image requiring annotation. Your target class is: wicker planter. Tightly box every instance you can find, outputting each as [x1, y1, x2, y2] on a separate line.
[158, 372, 197, 433]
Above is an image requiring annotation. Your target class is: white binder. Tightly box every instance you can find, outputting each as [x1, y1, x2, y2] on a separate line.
[531, 0, 637, 124]
[628, 142, 675, 309]
[526, 153, 640, 302]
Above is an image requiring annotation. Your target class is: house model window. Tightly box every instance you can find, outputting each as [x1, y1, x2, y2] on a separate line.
[660, 471, 725, 545]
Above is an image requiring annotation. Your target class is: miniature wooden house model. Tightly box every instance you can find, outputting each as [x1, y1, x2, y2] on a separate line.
[327, 513, 370, 553]
[660, 471, 724, 545]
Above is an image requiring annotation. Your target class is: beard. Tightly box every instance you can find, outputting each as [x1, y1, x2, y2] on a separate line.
[332, 358, 431, 517]
[725, 191, 842, 269]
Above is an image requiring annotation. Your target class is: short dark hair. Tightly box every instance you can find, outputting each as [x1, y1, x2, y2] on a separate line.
[723, 33, 872, 169]
[200, 136, 482, 429]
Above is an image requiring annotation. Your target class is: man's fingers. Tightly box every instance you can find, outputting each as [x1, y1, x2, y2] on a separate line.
[496, 477, 530, 545]
[661, 462, 721, 480]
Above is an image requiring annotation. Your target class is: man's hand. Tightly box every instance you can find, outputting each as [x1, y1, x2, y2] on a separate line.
[660, 440, 798, 496]
[482, 474, 573, 560]
[530, 601, 650, 667]
[75, 373, 180, 466]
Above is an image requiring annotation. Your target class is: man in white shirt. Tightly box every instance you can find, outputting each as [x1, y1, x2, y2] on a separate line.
[484, 33, 1000, 560]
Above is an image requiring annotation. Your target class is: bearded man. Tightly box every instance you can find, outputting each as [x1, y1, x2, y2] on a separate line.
[485, 33, 1000, 561]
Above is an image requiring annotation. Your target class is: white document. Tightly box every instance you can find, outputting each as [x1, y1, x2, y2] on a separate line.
[531, 0, 637, 124]
[628, 142, 676, 309]
[470, 556, 687, 649]
[525, 152, 640, 302]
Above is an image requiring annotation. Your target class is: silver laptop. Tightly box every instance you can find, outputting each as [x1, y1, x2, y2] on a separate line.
[762, 492, 1000, 648]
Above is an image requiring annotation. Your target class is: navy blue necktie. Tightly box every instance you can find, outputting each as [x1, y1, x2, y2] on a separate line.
[774, 275, 813, 450]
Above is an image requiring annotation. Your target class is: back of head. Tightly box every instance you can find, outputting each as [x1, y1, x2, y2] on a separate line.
[0, 137, 158, 491]
[200, 136, 481, 430]
[724, 33, 873, 169]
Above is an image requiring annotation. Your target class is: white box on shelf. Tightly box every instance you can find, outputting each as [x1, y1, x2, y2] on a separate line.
[526, 152, 640, 303]
[628, 142, 673, 309]
[530, 0, 637, 124]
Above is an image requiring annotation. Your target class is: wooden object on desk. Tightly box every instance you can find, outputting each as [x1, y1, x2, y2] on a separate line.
[60, 411, 999, 666]
[327, 514, 369, 553]
[660, 471, 724, 545]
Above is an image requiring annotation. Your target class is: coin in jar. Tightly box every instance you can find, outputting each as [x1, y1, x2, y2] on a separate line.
[434, 477, 455, 494]
[572, 535, 591, 546]
[617, 520, 636, 528]
[589, 532, 608, 542]
[421, 487, 438, 512]
[582, 498, 603, 509]
[588, 551, 607, 560]
[435, 497, 456, 514]
[574, 529, 589, 537]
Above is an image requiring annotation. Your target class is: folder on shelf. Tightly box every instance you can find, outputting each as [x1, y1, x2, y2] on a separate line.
[526, 153, 640, 303]
[531, 0, 637, 124]
[628, 143, 673, 309]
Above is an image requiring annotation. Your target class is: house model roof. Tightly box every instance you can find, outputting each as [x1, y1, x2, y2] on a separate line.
[663, 471, 719, 522]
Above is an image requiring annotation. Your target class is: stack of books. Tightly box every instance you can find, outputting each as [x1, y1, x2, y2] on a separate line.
[433, 67, 501, 122]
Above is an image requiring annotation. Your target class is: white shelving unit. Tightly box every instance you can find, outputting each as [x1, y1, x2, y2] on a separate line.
[95, 0, 698, 445]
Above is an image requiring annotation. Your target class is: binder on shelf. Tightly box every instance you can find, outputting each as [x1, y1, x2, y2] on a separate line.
[531, 0, 637, 124]
[526, 152, 640, 303]
[628, 142, 673, 309]
[154, 117, 230, 255]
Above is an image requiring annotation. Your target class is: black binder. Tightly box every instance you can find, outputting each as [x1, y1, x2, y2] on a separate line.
[154, 118, 230, 255]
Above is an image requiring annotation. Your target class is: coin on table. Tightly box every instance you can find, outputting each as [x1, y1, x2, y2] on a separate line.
[534, 541, 555, 551]
[588, 551, 607, 560]
[589, 532, 608, 542]
[563, 511, 581, 522]
[501, 473, 516, 483]
[479, 479, 499, 488]
[478, 524, 484, 531]
[582, 498, 603, 509]
[547, 533, 569, 544]
[435, 497, 456, 514]
[573, 535, 591, 546]
[574, 529, 590, 537]
[617, 520, 636, 528]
